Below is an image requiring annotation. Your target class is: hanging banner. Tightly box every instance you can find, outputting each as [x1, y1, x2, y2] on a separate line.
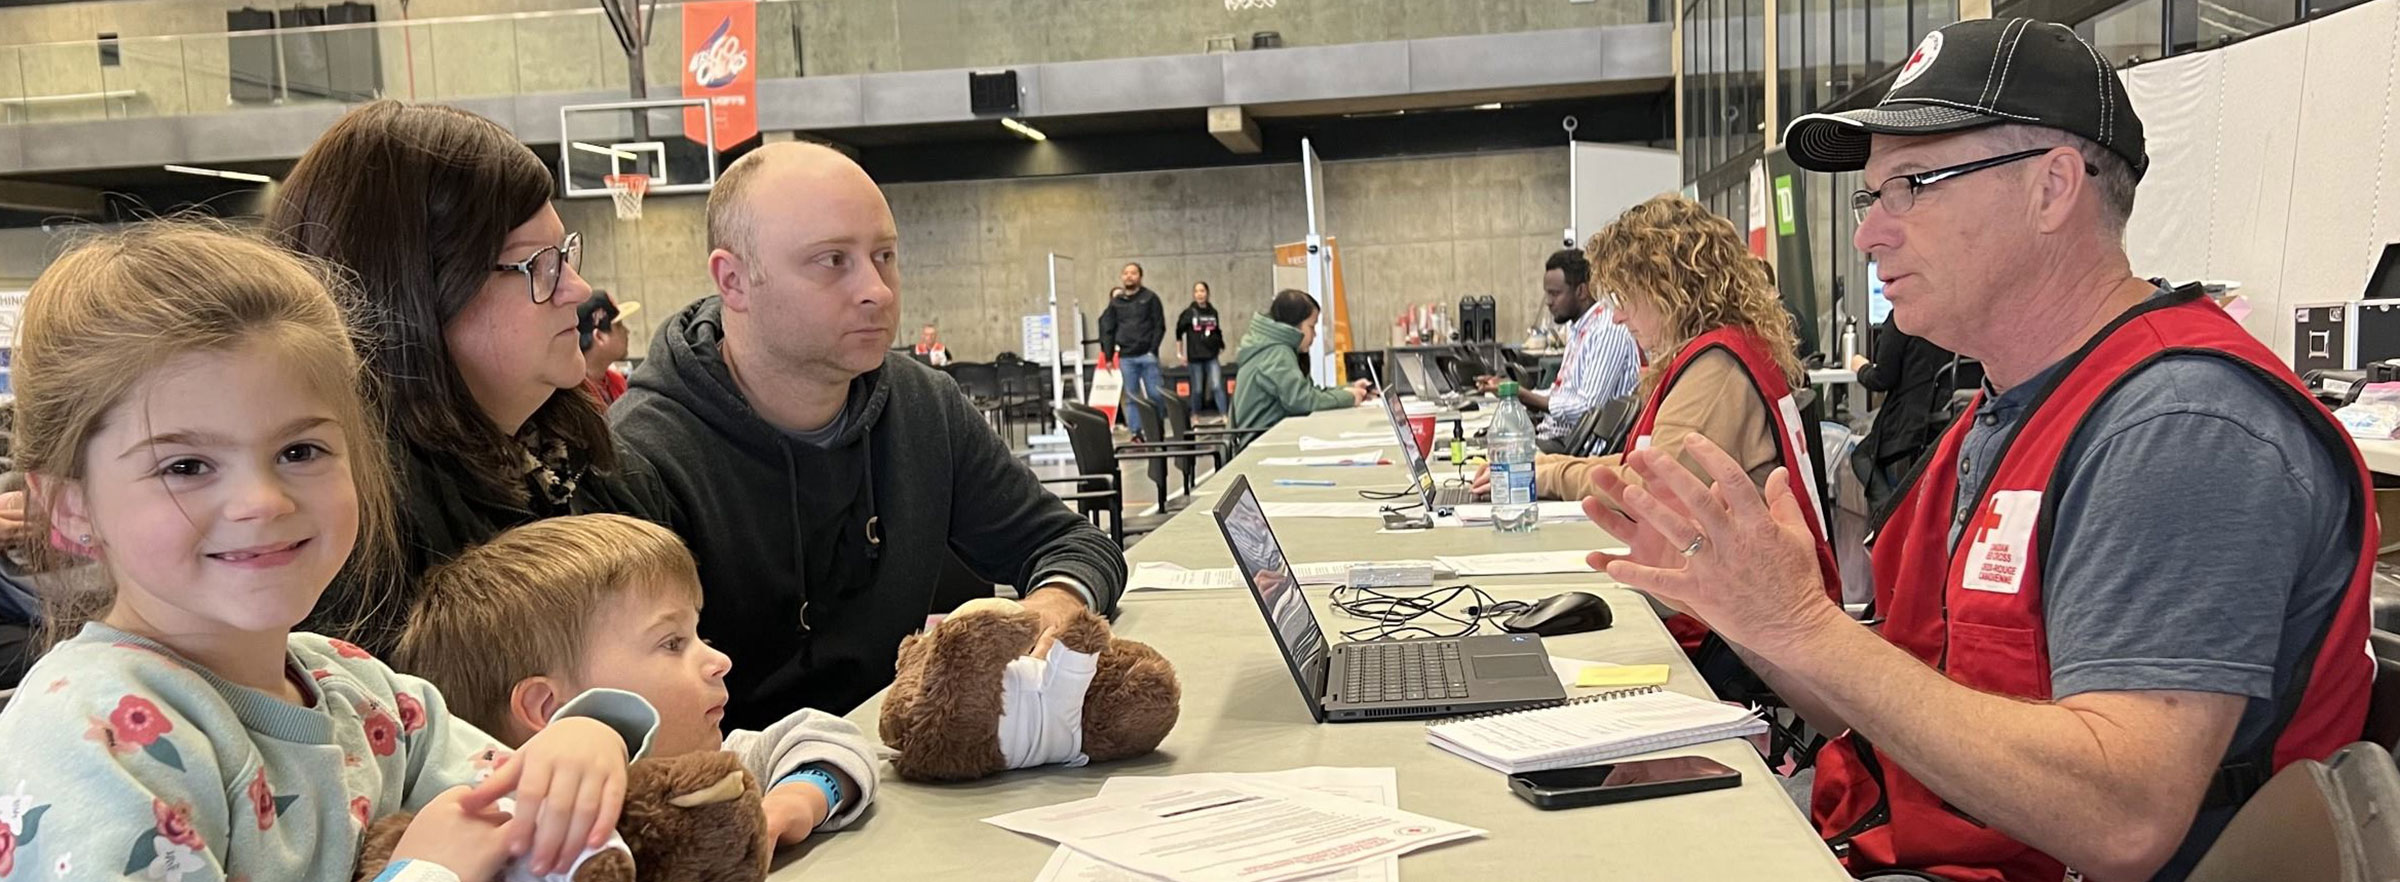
[682, 0, 757, 151]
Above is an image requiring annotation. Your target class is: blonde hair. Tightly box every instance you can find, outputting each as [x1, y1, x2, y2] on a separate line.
[398, 513, 701, 736]
[1590, 195, 1805, 398]
[16, 221, 398, 647]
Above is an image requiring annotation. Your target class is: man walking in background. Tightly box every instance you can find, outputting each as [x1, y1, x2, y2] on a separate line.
[1099, 263, 1167, 435]
[1176, 280, 1229, 418]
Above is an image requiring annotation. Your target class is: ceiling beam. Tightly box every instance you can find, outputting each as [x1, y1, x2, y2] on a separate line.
[0, 179, 104, 216]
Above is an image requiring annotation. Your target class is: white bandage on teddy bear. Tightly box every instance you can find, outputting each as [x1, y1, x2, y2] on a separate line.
[994, 641, 1100, 769]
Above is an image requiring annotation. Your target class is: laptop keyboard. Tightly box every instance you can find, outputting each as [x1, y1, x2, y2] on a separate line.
[1345, 640, 1469, 702]
[1431, 486, 1478, 507]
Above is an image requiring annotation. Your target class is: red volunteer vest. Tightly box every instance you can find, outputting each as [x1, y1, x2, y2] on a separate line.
[1812, 288, 2377, 882]
[1626, 327, 1843, 649]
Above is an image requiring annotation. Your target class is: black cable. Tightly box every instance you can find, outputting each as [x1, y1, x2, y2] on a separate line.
[1327, 583, 1528, 642]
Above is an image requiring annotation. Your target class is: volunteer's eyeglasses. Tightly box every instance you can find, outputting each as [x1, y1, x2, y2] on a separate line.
[1850, 149, 2096, 223]
[491, 232, 583, 304]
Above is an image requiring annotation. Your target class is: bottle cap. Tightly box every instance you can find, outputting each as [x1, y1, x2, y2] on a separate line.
[1498, 381, 1520, 397]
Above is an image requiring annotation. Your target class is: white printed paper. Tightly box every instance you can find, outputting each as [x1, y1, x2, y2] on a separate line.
[987, 775, 1480, 882]
[1445, 501, 1591, 524]
[1259, 450, 1387, 467]
[1258, 502, 1390, 519]
[1435, 550, 1625, 577]
[1033, 768, 1402, 882]
[1300, 436, 1386, 451]
[1127, 560, 1436, 592]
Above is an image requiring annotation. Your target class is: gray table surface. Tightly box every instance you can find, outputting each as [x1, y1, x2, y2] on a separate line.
[781, 404, 1849, 880]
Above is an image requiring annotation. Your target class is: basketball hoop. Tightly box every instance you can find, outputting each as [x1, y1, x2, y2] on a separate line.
[603, 173, 650, 220]
[1224, 0, 1275, 9]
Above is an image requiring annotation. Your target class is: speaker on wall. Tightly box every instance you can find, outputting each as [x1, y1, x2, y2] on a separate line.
[968, 70, 1020, 115]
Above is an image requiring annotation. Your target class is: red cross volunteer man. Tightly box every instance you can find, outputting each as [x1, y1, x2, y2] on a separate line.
[1577, 18, 2375, 882]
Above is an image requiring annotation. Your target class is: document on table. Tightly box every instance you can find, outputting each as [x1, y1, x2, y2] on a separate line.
[989, 773, 1480, 882]
[1258, 501, 1390, 519]
[1300, 435, 1393, 451]
[1031, 768, 1402, 882]
[1260, 450, 1387, 467]
[1444, 501, 1591, 524]
[1128, 560, 1431, 591]
[1435, 549, 1626, 577]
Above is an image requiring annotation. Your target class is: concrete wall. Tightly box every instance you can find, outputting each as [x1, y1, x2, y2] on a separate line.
[2, 0, 1642, 121]
[562, 145, 1601, 364]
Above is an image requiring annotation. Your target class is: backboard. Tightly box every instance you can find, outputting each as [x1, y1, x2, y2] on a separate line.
[558, 98, 721, 198]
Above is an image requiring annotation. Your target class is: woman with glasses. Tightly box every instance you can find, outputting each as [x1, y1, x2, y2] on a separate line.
[268, 100, 669, 651]
[1509, 195, 1841, 647]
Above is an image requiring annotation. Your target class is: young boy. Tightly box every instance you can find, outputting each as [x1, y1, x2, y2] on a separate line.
[396, 514, 876, 845]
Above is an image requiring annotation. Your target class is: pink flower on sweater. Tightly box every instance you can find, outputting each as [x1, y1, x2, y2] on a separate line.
[109, 696, 173, 747]
[151, 799, 202, 850]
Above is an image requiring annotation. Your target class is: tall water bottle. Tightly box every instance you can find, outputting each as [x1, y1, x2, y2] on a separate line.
[1489, 381, 1540, 533]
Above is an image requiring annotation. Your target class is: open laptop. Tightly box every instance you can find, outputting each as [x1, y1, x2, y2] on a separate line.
[1377, 388, 1480, 510]
[1211, 474, 1566, 722]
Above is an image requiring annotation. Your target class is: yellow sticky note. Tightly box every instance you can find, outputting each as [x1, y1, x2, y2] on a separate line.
[1576, 664, 1671, 688]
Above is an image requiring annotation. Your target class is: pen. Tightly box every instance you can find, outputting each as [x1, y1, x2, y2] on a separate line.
[1274, 479, 1339, 487]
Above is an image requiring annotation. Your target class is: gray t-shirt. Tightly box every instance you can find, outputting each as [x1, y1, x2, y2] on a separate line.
[1947, 353, 2358, 881]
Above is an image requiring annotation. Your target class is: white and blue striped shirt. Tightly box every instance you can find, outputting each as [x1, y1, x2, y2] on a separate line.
[1538, 302, 1643, 442]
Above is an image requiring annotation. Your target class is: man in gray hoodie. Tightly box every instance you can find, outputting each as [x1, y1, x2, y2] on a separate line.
[612, 143, 1125, 725]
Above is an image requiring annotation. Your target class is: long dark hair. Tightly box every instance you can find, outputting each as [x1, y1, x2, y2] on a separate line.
[268, 100, 615, 507]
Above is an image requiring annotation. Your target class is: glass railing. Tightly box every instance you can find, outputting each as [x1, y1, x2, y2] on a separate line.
[0, 0, 1663, 126]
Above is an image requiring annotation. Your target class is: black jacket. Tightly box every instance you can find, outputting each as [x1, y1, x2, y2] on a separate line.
[1852, 320, 1958, 506]
[613, 296, 1126, 725]
[326, 426, 672, 656]
[1099, 286, 1166, 358]
[1176, 302, 1226, 362]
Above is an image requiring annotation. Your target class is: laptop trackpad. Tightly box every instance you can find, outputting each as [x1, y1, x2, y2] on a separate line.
[1471, 654, 1549, 680]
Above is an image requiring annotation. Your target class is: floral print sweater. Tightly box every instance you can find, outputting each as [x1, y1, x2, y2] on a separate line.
[0, 624, 655, 881]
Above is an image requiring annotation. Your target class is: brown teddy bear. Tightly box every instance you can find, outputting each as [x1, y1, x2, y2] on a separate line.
[354, 750, 771, 882]
[879, 598, 1180, 782]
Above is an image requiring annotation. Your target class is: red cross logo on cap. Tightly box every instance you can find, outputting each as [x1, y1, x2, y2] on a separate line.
[1892, 30, 1944, 90]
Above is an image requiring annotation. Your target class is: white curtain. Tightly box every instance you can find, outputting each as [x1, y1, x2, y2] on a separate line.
[2120, 0, 2400, 361]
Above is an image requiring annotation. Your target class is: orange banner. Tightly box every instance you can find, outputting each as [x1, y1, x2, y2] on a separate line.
[682, 0, 757, 151]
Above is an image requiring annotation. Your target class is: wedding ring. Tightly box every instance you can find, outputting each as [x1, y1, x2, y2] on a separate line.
[1679, 535, 1706, 558]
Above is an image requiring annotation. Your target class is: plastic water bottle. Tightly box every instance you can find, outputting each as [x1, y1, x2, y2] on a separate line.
[1489, 381, 1539, 533]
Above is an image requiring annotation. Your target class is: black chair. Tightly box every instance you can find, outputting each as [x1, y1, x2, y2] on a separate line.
[1161, 394, 1268, 460]
[1053, 405, 1179, 546]
[1561, 394, 1640, 457]
[2365, 631, 2400, 751]
[1125, 395, 1222, 507]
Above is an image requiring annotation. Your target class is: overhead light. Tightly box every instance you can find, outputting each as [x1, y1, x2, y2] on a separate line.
[1473, 102, 1504, 110]
[164, 164, 273, 184]
[570, 141, 640, 161]
[1000, 117, 1048, 142]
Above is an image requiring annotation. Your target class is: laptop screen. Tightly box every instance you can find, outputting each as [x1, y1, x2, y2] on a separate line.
[1397, 351, 1440, 398]
[1212, 476, 1331, 701]
[1379, 386, 1439, 508]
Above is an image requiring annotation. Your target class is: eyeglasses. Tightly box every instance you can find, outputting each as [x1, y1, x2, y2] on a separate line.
[490, 232, 583, 304]
[1849, 149, 2096, 223]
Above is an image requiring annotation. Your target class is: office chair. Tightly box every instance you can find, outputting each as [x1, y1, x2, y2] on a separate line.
[1124, 395, 1220, 508]
[1561, 395, 1640, 457]
[1161, 394, 1269, 460]
[2186, 741, 2400, 882]
[2365, 631, 2400, 752]
[1051, 405, 1182, 547]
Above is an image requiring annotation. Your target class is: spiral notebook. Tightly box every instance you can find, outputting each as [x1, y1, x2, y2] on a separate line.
[1425, 686, 1768, 774]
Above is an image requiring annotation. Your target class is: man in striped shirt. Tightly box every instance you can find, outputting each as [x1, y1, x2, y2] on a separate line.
[1481, 249, 1642, 452]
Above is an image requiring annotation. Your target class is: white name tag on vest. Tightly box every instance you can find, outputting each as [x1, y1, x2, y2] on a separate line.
[1962, 490, 2042, 594]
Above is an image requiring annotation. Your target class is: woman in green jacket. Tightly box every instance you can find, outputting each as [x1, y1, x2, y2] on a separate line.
[1229, 289, 1375, 432]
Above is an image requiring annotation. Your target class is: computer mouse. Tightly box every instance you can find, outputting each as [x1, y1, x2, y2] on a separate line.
[1502, 591, 1613, 637]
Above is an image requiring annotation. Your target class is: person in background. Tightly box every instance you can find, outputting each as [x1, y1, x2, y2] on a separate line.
[1848, 316, 1955, 510]
[912, 324, 952, 366]
[269, 101, 670, 652]
[1590, 20, 2371, 881]
[1229, 289, 1374, 432]
[611, 143, 1125, 724]
[398, 514, 878, 852]
[1176, 281, 1229, 418]
[1477, 249, 1642, 453]
[1098, 264, 1167, 435]
[579, 291, 639, 407]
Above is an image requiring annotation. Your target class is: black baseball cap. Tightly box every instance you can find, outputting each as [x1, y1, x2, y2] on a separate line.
[1783, 18, 2147, 180]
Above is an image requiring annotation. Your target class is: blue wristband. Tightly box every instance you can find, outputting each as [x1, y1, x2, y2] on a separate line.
[775, 765, 844, 819]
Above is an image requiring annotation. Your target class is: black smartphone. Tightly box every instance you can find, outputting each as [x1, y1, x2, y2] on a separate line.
[1508, 756, 1743, 809]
